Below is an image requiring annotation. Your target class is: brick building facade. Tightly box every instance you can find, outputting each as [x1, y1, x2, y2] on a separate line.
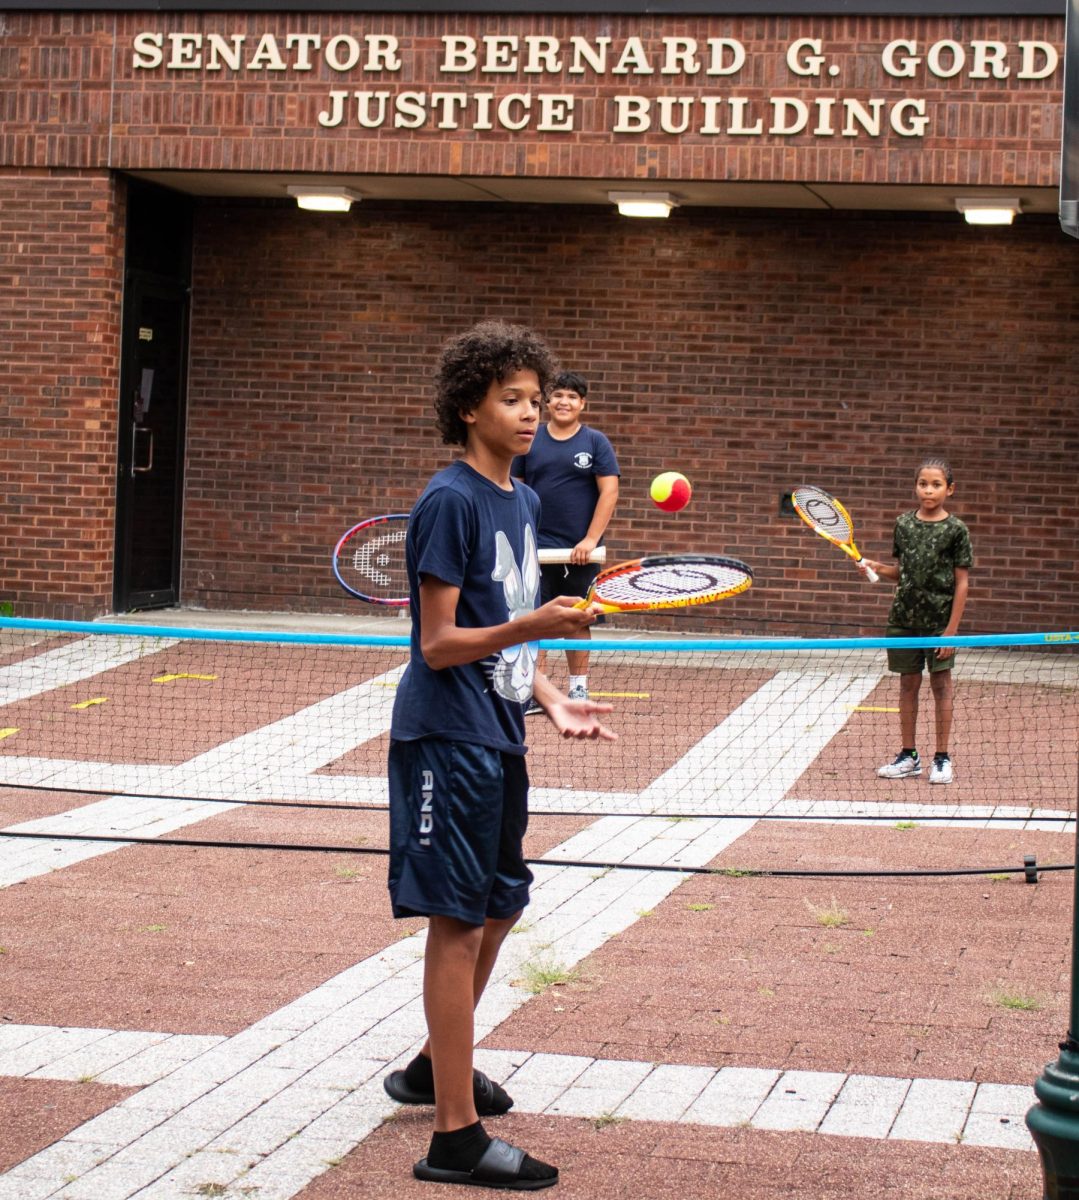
[2, 5, 1077, 633]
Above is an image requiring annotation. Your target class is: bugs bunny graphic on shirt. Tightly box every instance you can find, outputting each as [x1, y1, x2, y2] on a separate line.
[489, 525, 540, 703]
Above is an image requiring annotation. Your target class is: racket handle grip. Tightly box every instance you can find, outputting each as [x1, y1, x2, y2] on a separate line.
[861, 560, 880, 583]
[573, 598, 617, 614]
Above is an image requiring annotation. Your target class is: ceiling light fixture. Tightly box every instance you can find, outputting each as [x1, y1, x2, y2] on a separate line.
[287, 186, 361, 213]
[608, 191, 679, 219]
[954, 197, 1021, 226]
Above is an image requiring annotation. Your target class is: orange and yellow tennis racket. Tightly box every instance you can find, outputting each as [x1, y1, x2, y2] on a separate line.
[574, 553, 753, 614]
[791, 486, 879, 582]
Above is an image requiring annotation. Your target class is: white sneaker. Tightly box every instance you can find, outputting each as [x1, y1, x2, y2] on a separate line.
[567, 684, 589, 701]
[524, 699, 544, 716]
[877, 751, 921, 779]
[929, 757, 954, 784]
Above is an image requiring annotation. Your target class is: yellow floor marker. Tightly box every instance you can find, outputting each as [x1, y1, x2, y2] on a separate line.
[152, 673, 218, 683]
[72, 698, 109, 709]
[846, 705, 900, 713]
[0, 728, 18, 740]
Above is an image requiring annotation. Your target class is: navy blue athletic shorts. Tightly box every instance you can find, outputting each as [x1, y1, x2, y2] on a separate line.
[387, 738, 533, 926]
[539, 561, 599, 604]
[540, 561, 605, 623]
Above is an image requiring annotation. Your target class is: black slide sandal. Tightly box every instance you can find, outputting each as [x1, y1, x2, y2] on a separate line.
[413, 1138, 557, 1190]
[384, 1068, 513, 1115]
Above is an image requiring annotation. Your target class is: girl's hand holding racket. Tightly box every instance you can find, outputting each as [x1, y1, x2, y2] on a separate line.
[856, 557, 885, 582]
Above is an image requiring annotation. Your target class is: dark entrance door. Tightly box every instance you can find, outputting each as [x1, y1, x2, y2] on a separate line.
[114, 271, 188, 610]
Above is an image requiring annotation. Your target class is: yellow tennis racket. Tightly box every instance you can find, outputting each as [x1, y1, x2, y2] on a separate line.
[574, 553, 753, 614]
[791, 486, 879, 582]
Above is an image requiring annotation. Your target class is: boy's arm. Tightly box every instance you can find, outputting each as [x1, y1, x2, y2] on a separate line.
[862, 516, 902, 582]
[418, 575, 597, 671]
[935, 566, 969, 658]
[571, 475, 619, 565]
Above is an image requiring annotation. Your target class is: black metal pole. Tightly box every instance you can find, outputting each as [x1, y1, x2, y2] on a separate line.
[1027, 749, 1079, 1198]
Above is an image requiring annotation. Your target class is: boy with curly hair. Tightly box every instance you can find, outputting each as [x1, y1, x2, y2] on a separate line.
[383, 320, 616, 1189]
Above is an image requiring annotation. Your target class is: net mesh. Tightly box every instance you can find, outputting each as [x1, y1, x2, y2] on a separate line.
[0, 621, 1075, 826]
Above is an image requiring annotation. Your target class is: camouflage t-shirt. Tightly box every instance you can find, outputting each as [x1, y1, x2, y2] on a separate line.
[888, 511, 973, 632]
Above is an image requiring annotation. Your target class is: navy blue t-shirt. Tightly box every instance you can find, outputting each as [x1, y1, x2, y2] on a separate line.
[391, 460, 541, 755]
[511, 425, 620, 549]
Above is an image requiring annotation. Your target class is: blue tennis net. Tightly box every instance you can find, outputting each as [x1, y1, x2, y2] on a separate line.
[0, 618, 1075, 823]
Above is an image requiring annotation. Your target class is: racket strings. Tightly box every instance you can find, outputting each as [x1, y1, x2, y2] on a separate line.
[793, 489, 854, 543]
[594, 563, 750, 606]
[346, 529, 408, 589]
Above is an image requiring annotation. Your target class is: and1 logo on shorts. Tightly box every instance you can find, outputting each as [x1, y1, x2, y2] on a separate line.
[419, 769, 434, 845]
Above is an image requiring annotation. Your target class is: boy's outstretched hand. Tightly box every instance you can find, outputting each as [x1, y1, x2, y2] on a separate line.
[529, 670, 617, 740]
[546, 697, 618, 741]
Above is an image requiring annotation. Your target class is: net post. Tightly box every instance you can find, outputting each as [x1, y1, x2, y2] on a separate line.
[1026, 760, 1079, 1195]
[1063, 0, 1079, 237]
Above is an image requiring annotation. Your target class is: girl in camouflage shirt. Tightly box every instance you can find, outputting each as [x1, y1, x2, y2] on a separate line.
[859, 457, 972, 785]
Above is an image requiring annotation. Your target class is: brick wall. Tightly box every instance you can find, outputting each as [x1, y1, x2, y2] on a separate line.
[3, 10, 1077, 632]
[0, 170, 124, 619]
[183, 198, 1079, 635]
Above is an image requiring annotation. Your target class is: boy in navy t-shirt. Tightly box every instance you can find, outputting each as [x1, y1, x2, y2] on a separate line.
[511, 371, 620, 702]
[384, 322, 616, 1190]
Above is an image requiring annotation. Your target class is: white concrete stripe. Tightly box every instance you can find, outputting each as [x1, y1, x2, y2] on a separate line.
[818, 1073, 911, 1138]
[0, 835, 137, 886]
[0, 635, 179, 707]
[890, 1077, 978, 1143]
[3, 829, 1036, 1195]
[0, 646, 1047, 1198]
[24, 1031, 225, 1085]
[751, 1068, 848, 1131]
[638, 669, 884, 809]
[502, 1054, 1033, 1150]
[684, 1065, 781, 1126]
[0, 666, 404, 887]
[0, 791, 755, 1195]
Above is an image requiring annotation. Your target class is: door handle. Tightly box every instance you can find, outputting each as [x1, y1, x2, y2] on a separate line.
[132, 426, 154, 475]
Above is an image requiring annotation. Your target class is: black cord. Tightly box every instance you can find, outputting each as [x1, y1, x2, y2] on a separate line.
[0, 781, 1071, 824]
[1, 829, 1072, 880]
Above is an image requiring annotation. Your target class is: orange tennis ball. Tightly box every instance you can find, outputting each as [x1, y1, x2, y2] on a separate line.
[650, 471, 692, 513]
